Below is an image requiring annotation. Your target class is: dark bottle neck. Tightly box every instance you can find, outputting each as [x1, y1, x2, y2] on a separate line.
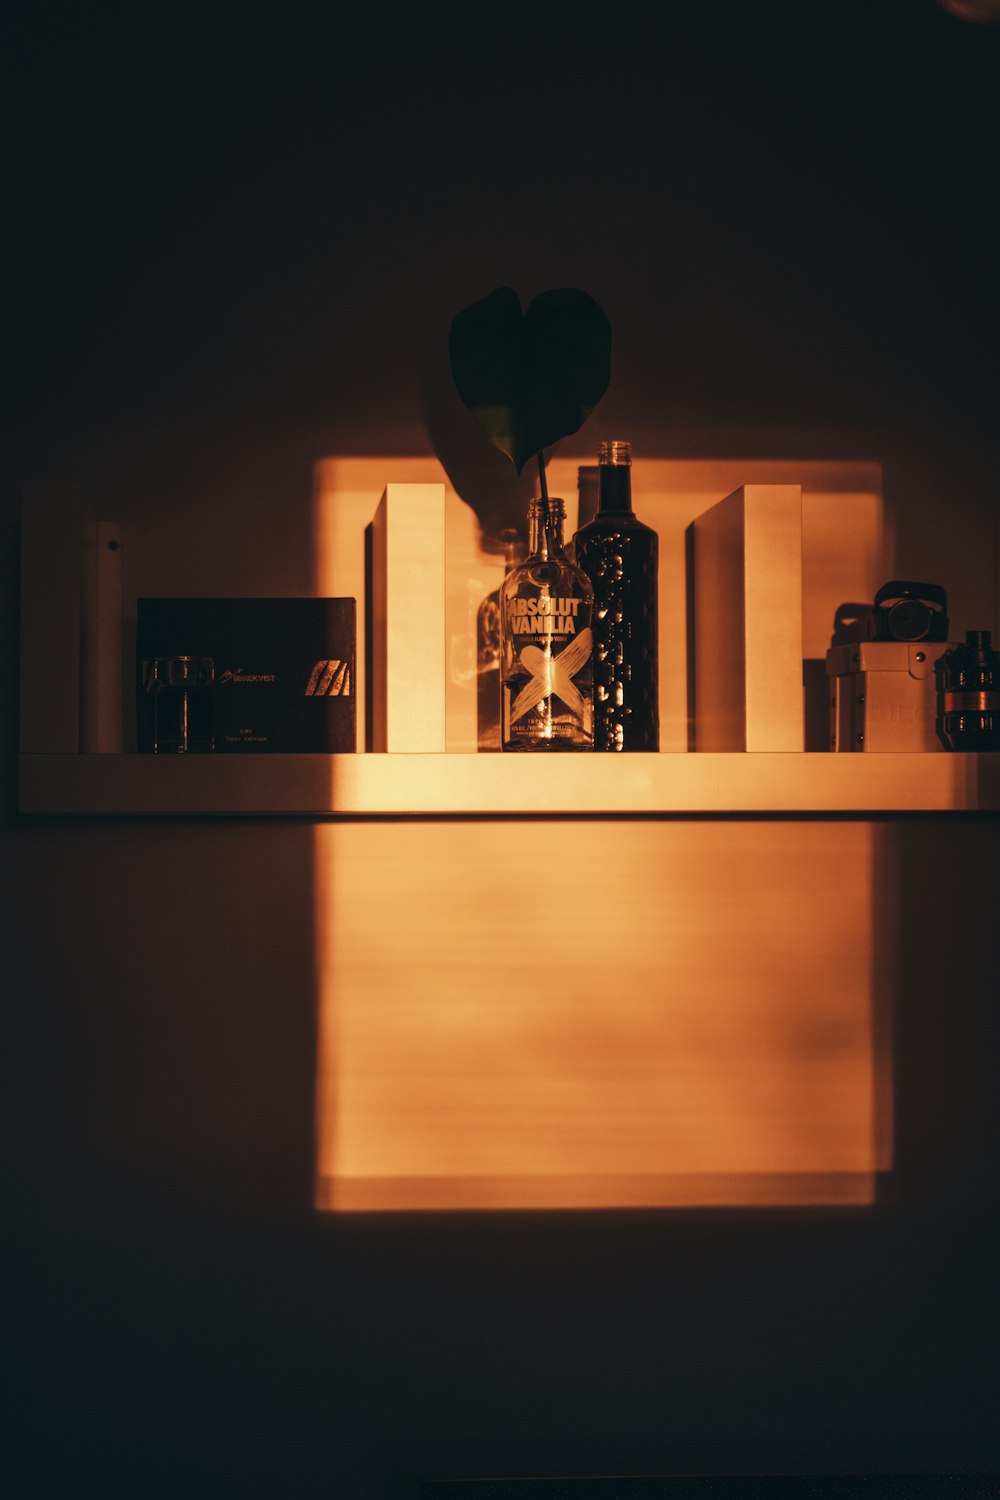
[598, 440, 633, 514]
[528, 497, 568, 560]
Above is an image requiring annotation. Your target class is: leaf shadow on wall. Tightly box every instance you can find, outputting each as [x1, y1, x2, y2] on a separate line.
[421, 341, 535, 542]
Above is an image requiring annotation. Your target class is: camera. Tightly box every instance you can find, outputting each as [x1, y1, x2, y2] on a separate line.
[868, 581, 949, 643]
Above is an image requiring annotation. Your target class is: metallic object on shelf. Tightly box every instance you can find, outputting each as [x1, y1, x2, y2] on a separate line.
[868, 580, 949, 643]
[826, 639, 956, 752]
[937, 630, 1000, 751]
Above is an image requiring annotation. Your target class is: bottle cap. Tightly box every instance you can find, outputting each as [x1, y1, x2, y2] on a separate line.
[147, 656, 215, 689]
[528, 495, 566, 517]
[598, 440, 632, 466]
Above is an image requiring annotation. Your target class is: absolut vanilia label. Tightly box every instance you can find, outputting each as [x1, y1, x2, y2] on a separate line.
[499, 580, 594, 750]
[507, 597, 585, 635]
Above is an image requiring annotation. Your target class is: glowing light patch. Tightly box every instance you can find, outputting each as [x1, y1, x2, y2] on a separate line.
[315, 821, 889, 1212]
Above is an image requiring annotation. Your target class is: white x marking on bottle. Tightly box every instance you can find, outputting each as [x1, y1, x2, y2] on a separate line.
[510, 628, 592, 724]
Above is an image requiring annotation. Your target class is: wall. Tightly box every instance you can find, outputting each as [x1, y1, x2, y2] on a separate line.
[4, 4, 999, 1496]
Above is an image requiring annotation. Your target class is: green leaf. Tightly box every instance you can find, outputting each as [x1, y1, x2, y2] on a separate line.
[448, 287, 612, 473]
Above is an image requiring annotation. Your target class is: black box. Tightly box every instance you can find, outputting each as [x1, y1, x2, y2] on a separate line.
[137, 598, 356, 752]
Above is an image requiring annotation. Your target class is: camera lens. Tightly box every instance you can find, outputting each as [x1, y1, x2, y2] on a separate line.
[887, 599, 933, 641]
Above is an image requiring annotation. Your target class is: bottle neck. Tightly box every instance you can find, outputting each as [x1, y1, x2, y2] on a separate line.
[528, 498, 568, 560]
[598, 440, 633, 514]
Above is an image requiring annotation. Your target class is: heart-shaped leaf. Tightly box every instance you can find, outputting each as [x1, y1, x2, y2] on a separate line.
[449, 287, 612, 473]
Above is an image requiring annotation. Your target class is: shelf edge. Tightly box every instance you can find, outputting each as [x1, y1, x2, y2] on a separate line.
[18, 752, 1000, 817]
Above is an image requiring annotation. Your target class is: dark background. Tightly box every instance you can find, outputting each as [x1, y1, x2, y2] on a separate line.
[3, 2, 999, 1496]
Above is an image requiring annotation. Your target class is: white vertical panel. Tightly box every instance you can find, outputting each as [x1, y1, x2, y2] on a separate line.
[20, 482, 93, 753]
[690, 484, 804, 751]
[82, 521, 124, 753]
[369, 483, 446, 752]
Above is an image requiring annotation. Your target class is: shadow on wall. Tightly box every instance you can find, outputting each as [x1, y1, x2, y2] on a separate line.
[421, 336, 536, 542]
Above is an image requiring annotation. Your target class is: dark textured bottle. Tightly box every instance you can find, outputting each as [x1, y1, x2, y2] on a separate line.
[573, 441, 659, 751]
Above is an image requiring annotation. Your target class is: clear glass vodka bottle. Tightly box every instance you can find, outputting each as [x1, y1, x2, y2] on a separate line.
[499, 496, 594, 751]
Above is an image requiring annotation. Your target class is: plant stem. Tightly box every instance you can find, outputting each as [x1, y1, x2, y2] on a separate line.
[537, 451, 549, 503]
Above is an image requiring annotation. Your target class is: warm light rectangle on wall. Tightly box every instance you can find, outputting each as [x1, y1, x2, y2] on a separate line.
[315, 821, 889, 1212]
[312, 457, 884, 753]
